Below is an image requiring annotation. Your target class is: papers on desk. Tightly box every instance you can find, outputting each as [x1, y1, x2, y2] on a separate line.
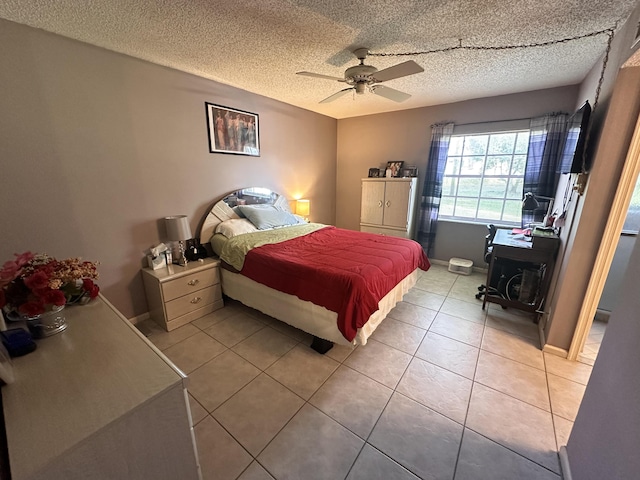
[503, 233, 533, 248]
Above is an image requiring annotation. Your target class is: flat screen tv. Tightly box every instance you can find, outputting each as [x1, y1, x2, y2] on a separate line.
[559, 100, 592, 174]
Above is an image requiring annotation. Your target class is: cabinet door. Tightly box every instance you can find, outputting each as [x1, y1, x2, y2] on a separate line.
[383, 181, 412, 228]
[361, 181, 385, 225]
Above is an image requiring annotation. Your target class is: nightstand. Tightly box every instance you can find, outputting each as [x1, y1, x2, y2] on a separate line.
[142, 257, 223, 331]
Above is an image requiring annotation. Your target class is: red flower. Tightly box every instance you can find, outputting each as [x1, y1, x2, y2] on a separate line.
[2, 252, 100, 312]
[82, 278, 100, 299]
[24, 270, 50, 290]
[14, 252, 34, 267]
[40, 289, 66, 306]
[19, 300, 46, 317]
[82, 278, 95, 291]
[89, 284, 100, 299]
[0, 261, 20, 284]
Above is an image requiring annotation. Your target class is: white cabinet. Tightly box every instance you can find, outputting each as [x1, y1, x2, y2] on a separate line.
[1, 296, 201, 480]
[360, 178, 418, 238]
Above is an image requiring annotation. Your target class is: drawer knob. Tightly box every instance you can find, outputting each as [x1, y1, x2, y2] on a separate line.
[187, 279, 200, 286]
[190, 297, 202, 304]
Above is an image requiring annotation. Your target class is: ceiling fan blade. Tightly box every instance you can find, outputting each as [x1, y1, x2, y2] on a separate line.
[320, 88, 353, 103]
[371, 85, 411, 102]
[297, 71, 345, 82]
[371, 60, 424, 83]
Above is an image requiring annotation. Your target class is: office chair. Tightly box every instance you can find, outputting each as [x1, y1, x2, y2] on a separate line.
[476, 224, 498, 300]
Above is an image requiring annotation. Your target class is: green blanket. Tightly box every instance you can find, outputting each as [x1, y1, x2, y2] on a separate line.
[218, 223, 326, 270]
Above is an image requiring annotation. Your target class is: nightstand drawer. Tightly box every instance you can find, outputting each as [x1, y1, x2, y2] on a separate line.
[162, 268, 219, 302]
[165, 284, 222, 321]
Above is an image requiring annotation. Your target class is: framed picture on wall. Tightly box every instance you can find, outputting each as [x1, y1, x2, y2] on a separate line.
[205, 102, 260, 156]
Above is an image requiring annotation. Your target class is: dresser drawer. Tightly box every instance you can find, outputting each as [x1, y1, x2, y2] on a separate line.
[165, 284, 222, 321]
[162, 268, 219, 302]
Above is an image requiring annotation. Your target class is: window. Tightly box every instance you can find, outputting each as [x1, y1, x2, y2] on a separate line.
[622, 174, 640, 233]
[439, 130, 530, 225]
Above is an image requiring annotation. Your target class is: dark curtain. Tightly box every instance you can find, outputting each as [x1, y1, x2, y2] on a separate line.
[417, 123, 454, 256]
[522, 114, 568, 226]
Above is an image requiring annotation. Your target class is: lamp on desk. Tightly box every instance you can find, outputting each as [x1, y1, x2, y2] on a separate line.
[165, 215, 192, 266]
[522, 192, 555, 227]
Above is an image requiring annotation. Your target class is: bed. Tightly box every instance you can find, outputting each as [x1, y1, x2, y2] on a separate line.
[197, 187, 430, 352]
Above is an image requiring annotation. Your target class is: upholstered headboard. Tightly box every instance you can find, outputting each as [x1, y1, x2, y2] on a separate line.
[197, 187, 292, 244]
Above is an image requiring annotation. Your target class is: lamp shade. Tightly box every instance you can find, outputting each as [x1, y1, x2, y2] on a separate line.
[296, 199, 310, 217]
[165, 215, 192, 241]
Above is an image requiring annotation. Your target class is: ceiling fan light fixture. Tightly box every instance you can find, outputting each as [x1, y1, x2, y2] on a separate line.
[355, 83, 366, 94]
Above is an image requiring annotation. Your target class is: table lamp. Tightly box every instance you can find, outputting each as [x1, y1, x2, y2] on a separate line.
[296, 199, 310, 220]
[165, 215, 192, 266]
[522, 192, 555, 226]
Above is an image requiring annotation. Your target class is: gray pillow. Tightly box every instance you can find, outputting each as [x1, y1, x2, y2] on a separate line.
[236, 205, 301, 230]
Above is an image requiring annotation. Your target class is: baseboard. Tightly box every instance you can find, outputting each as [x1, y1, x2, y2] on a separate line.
[538, 322, 547, 351]
[542, 343, 568, 358]
[430, 259, 449, 267]
[128, 312, 150, 326]
[559, 446, 573, 480]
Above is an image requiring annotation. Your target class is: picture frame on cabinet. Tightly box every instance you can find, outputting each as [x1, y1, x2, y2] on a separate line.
[205, 102, 260, 156]
[368, 168, 381, 177]
[401, 165, 418, 177]
[386, 161, 404, 177]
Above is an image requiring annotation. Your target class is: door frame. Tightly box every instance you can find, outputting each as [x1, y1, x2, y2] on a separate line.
[568, 111, 640, 360]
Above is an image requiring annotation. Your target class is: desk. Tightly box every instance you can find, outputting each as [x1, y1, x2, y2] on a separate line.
[482, 229, 560, 320]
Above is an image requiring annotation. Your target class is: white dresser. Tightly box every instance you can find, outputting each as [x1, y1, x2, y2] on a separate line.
[142, 257, 223, 331]
[360, 177, 418, 238]
[1, 296, 201, 480]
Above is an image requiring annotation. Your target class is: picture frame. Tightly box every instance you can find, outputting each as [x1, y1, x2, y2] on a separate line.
[205, 102, 260, 156]
[401, 165, 418, 177]
[368, 168, 381, 178]
[386, 161, 404, 178]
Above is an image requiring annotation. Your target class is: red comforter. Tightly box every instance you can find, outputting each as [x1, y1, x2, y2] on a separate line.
[240, 226, 430, 341]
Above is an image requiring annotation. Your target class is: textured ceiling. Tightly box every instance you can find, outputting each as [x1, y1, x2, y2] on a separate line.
[0, 0, 638, 119]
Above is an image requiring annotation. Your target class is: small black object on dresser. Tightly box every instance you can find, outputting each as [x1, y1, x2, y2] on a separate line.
[1, 328, 37, 357]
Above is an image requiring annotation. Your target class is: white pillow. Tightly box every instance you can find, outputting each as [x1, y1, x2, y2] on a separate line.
[215, 218, 258, 238]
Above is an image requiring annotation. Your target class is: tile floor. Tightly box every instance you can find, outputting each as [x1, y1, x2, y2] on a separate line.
[578, 317, 607, 366]
[141, 264, 594, 480]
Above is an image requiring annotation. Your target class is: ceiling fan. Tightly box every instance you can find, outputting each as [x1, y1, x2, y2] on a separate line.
[297, 48, 424, 104]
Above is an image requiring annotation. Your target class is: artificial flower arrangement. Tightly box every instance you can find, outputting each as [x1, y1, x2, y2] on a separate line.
[0, 252, 100, 317]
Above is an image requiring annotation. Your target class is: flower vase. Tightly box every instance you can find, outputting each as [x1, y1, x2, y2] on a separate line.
[26, 305, 67, 338]
[66, 292, 91, 305]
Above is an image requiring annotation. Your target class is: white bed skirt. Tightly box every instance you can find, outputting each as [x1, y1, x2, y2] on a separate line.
[220, 269, 419, 346]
